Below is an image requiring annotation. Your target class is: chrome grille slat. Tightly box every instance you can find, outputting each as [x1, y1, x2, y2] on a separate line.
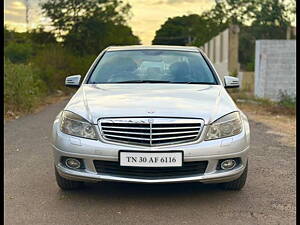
[102, 130, 151, 135]
[152, 126, 201, 130]
[104, 134, 151, 141]
[99, 118, 204, 146]
[102, 126, 150, 130]
[152, 130, 199, 135]
[152, 134, 199, 141]
[102, 125, 201, 130]
[102, 129, 199, 136]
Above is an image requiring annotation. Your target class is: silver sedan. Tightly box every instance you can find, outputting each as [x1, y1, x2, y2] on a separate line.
[52, 45, 250, 190]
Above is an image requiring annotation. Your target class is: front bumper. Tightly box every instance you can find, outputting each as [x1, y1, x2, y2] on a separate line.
[55, 157, 246, 184]
[53, 144, 249, 184]
[52, 115, 250, 184]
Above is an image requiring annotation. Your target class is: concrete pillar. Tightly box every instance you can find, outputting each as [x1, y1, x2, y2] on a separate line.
[223, 28, 229, 65]
[220, 33, 223, 62]
[287, 27, 291, 39]
[213, 38, 216, 63]
[228, 25, 240, 76]
[207, 41, 210, 59]
[215, 35, 221, 64]
[209, 39, 214, 62]
[204, 43, 208, 54]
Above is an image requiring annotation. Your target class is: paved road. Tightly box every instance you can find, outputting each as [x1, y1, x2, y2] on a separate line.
[4, 100, 296, 225]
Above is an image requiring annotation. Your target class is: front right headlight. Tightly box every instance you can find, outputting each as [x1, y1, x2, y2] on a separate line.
[205, 112, 242, 141]
[60, 111, 98, 140]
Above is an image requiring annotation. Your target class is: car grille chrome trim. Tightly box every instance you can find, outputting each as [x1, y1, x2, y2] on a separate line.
[98, 118, 204, 146]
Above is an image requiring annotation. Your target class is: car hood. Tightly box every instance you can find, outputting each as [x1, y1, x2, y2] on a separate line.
[64, 84, 238, 124]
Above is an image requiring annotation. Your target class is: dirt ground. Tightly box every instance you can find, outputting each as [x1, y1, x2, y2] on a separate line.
[237, 103, 296, 148]
[4, 98, 296, 225]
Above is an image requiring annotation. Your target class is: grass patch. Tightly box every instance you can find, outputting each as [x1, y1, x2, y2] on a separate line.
[4, 45, 95, 120]
[4, 59, 48, 114]
[228, 90, 295, 116]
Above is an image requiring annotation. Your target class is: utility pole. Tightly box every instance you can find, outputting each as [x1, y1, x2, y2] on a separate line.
[24, 0, 30, 31]
[187, 28, 192, 46]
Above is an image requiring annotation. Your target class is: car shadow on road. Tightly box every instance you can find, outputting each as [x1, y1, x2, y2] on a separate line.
[55, 181, 244, 204]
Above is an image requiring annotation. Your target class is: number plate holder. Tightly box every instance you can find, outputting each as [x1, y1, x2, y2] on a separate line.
[119, 151, 183, 167]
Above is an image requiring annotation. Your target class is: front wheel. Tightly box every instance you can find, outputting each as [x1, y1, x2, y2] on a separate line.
[219, 162, 248, 190]
[55, 167, 83, 190]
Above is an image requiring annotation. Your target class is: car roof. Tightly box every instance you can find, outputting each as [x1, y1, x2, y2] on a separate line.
[106, 45, 200, 52]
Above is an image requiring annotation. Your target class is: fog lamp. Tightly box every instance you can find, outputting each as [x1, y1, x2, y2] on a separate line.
[220, 159, 236, 170]
[65, 158, 81, 169]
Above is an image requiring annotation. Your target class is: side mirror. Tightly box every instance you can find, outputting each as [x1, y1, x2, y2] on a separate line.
[224, 76, 239, 88]
[65, 75, 81, 88]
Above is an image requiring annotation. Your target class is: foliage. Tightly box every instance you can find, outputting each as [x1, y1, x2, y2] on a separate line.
[229, 90, 295, 116]
[4, 60, 47, 113]
[4, 26, 30, 45]
[153, 15, 200, 45]
[64, 19, 140, 55]
[29, 27, 57, 45]
[239, 24, 290, 70]
[207, 0, 294, 27]
[40, 0, 131, 38]
[4, 26, 58, 63]
[278, 90, 296, 109]
[31, 45, 95, 91]
[4, 42, 34, 64]
[152, 14, 226, 46]
[152, 0, 295, 69]
[4, 0, 141, 117]
[40, 0, 139, 55]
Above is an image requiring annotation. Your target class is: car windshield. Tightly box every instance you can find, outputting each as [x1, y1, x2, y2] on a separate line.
[88, 50, 217, 84]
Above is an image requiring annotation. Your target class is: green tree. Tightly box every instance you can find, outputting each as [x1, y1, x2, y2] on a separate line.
[152, 14, 221, 46]
[29, 27, 57, 45]
[153, 0, 295, 46]
[205, 0, 294, 27]
[64, 18, 140, 55]
[236, 0, 295, 70]
[40, 0, 131, 38]
[152, 0, 295, 69]
[4, 27, 31, 45]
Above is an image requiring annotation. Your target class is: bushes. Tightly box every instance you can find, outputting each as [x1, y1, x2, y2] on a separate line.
[4, 44, 97, 117]
[4, 42, 34, 64]
[31, 46, 96, 92]
[278, 90, 296, 109]
[4, 60, 47, 113]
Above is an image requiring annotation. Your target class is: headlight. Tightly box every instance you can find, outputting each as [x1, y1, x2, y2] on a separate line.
[205, 112, 242, 141]
[60, 111, 98, 140]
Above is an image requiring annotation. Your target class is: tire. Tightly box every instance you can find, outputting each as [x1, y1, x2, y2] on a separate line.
[219, 161, 248, 191]
[55, 167, 83, 190]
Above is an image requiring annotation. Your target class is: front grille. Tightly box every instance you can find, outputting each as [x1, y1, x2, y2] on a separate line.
[99, 118, 204, 146]
[94, 160, 208, 179]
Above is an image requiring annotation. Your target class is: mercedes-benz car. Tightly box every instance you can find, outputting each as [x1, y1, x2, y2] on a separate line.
[52, 45, 250, 190]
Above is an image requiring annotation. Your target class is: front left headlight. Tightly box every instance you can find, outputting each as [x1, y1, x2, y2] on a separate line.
[60, 111, 98, 140]
[205, 111, 242, 141]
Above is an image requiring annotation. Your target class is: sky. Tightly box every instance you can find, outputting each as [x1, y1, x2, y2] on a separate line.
[4, 0, 215, 45]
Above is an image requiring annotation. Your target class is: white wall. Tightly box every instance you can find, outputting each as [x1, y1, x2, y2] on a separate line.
[254, 40, 296, 101]
[201, 28, 229, 81]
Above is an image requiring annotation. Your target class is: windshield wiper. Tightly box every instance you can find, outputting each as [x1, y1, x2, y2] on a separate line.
[172, 82, 216, 84]
[115, 80, 172, 83]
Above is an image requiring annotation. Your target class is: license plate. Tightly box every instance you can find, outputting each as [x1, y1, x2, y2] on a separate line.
[119, 151, 183, 167]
